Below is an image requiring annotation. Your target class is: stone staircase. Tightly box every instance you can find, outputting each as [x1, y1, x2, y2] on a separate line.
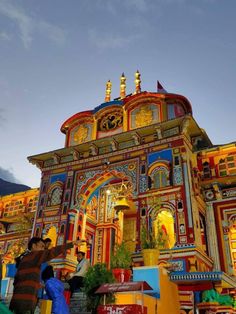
[69, 291, 91, 314]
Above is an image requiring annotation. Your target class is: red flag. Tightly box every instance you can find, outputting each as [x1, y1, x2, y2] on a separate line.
[157, 81, 167, 93]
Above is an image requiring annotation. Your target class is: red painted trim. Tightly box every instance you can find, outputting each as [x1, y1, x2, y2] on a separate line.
[178, 282, 213, 291]
[60, 111, 93, 133]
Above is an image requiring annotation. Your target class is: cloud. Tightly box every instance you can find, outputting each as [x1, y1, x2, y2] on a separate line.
[0, 31, 11, 41]
[38, 21, 66, 45]
[0, 0, 65, 48]
[123, 0, 148, 12]
[0, 0, 33, 48]
[0, 167, 20, 183]
[88, 29, 139, 50]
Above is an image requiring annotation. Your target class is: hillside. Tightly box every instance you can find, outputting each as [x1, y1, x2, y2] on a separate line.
[0, 178, 31, 196]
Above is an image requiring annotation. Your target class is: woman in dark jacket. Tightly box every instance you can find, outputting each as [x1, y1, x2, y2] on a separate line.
[42, 265, 69, 314]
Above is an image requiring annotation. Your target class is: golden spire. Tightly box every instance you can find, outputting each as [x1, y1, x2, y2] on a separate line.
[105, 80, 112, 102]
[120, 73, 126, 99]
[134, 70, 141, 94]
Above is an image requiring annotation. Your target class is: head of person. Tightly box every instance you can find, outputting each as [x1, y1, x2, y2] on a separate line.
[41, 265, 54, 283]
[43, 238, 52, 249]
[77, 251, 85, 262]
[28, 237, 45, 251]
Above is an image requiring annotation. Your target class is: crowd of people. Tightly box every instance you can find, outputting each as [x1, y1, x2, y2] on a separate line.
[0, 236, 90, 314]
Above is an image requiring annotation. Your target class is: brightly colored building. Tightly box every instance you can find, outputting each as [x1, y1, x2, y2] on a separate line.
[0, 188, 39, 265]
[1, 72, 236, 313]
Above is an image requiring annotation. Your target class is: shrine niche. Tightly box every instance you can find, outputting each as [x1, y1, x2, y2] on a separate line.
[86, 194, 98, 219]
[153, 210, 176, 249]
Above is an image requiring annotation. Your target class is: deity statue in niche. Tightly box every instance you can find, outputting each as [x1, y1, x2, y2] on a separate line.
[135, 105, 153, 128]
[87, 195, 98, 218]
[73, 124, 88, 144]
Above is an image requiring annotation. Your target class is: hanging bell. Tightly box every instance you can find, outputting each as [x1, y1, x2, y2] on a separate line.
[114, 197, 130, 211]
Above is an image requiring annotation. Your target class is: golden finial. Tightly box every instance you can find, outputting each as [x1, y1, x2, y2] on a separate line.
[120, 72, 126, 99]
[105, 80, 112, 102]
[134, 70, 141, 94]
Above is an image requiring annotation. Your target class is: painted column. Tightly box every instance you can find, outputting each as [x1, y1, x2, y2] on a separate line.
[81, 212, 87, 240]
[67, 212, 76, 241]
[182, 153, 193, 228]
[206, 203, 221, 270]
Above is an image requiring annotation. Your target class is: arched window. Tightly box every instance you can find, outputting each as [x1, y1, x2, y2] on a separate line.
[152, 166, 170, 189]
[148, 161, 171, 190]
[154, 169, 167, 188]
[47, 185, 63, 207]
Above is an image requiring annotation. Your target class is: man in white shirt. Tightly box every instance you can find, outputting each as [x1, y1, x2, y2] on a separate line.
[66, 251, 90, 296]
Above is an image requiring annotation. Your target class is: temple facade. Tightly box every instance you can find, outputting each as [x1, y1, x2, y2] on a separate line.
[1, 72, 236, 313]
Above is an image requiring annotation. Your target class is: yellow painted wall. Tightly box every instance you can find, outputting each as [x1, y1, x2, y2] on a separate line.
[157, 267, 180, 314]
[115, 292, 157, 314]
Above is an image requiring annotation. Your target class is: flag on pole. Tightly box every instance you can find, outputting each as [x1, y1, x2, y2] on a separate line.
[157, 81, 167, 93]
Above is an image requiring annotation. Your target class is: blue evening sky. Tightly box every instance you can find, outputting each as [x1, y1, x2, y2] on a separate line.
[0, 0, 235, 187]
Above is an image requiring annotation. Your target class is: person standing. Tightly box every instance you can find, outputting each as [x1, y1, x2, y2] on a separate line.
[66, 251, 90, 296]
[41, 265, 69, 314]
[10, 237, 78, 314]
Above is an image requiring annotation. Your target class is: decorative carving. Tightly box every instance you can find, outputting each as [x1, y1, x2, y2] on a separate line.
[110, 140, 118, 151]
[132, 133, 141, 145]
[89, 144, 98, 156]
[135, 106, 153, 128]
[53, 154, 60, 165]
[71, 149, 80, 161]
[181, 117, 190, 135]
[155, 126, 162, 139]
[73, 125, 88, 144]
[99, 112, 123, 131]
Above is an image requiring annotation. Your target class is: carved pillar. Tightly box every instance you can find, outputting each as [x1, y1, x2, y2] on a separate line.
[206, 203, 221, 270]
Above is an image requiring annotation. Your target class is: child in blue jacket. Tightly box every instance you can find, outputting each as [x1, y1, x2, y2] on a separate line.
[41, 265, 69, 314]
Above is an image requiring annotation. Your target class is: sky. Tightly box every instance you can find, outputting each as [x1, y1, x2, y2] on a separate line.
[0, 0, 236, 188]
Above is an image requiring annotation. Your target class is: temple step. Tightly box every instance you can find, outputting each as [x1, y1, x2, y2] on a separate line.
[69, 291, 91, 314]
